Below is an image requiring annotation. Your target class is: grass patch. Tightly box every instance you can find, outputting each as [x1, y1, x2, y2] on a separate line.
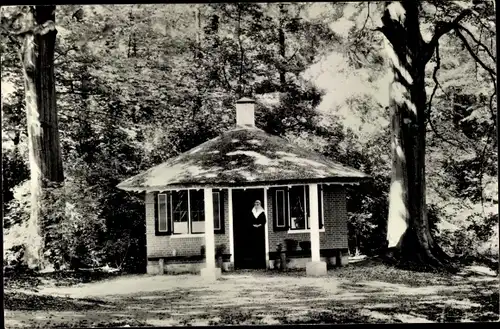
[4, 260, 498, 326]
[4, 291, 109, 311]
[468, 291, 499, 322]
[3, 272, 42, 291]
[333, 258, 457, 287]
[209, 309, 263, 325]
[47, 318, 152, 328]
[4, 269, 123, 291]
[277, 309, 383, 324]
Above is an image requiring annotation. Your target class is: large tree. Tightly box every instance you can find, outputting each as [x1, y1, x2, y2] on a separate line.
[377, 1, 496, 270]
[2, 5, 64, 269]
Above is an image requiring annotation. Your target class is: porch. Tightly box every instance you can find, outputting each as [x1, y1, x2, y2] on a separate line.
[147, 248, 350, 275]
[146, 183, 342, 279]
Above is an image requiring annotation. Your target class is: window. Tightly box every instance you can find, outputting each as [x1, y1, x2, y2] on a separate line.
[272, 185, 324, 232]
[172, 191, 189, 234]
[275, 189, 286, 228]
[158, 194, 169, 232]
[289, 186, 308, 230]
[190, 190, 205, 233]
[213, 191, 221, 230]
[155, 190, 224, 235]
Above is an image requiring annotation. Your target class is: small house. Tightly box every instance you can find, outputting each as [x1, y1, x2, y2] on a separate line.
[117, 98, 369, 278]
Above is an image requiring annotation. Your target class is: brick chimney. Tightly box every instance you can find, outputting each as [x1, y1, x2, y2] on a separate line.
[235, 97, 255, 128]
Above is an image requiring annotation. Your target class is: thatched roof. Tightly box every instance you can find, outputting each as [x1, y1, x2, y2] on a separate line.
[117, 127, 369, 192]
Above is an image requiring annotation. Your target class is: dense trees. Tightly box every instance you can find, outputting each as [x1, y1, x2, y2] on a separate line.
[1, 3, 497, 272]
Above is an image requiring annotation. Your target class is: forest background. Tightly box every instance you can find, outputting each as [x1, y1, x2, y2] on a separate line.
[2, 2, 497, 273]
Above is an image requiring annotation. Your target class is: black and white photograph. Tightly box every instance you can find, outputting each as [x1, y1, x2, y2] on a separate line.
[2, 1, 498, 327]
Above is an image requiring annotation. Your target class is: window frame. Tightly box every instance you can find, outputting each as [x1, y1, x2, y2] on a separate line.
[271, 185, 325, 233]
[157, 193, 170, 234]
[170, 190, 189, 234]
[275, 189, 287, 229]
[288, 185, 309, 231]
[319, 185, 324, 229]
[213, 191, 222, 231]
[155, 190, 224, 236]
[189, 189, 206, 234]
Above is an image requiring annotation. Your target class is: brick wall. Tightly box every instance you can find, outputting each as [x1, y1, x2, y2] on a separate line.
[146, 190, 230, 258]
[322, 186, 348, 249]
[145, 185, 347, 259]
[266, 185, 348, 253]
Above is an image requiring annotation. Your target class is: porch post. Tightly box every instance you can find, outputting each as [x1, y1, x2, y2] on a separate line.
[264, 187, 269, 269]
[201, 188, 221, 280]
[228, 188, 234, 264]
[306, 183, 327, 276]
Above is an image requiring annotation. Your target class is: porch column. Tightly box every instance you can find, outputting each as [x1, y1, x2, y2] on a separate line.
[201, 188, 221, 280]
[228, 188, 234, 264]
[264, 187, 269, 269]
[306, 183, 327, 276]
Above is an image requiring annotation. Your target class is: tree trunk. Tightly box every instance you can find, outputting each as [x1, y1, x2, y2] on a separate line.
[278, 4, 286, 92]
[236, 4, 245, 97]
[382, 2, 454, 272]
[18, 5, 64, 270]
[194, 5, 201, 60]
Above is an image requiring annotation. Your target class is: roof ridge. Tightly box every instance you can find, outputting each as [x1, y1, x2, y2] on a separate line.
[117, 127, 370, 191]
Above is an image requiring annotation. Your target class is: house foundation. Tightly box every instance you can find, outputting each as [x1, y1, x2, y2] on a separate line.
[147, 259, 234, 275]
[201, 267, 222, 280]
[306, 261, 327, 276]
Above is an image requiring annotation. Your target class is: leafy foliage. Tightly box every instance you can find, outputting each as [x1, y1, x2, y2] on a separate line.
[1, 2, 497, 271]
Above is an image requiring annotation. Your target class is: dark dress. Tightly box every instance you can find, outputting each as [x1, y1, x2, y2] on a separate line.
[246, 211, 266, 268]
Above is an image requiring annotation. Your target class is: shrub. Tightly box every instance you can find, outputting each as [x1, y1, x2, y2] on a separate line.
[299, 241, 311, 251]
[437, 210, 498, 266]
[284, 239, 298, 252]
[215, 244, 226, 256]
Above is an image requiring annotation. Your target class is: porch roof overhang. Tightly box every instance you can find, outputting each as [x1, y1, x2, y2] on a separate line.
[117, 127, 370, 192]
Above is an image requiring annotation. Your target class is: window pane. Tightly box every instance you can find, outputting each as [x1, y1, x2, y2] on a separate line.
[319, 185, 323, 229]
[276, 190, 286, 227]
[306, 186, 310, 229]
[213, 192, 221, 230]
[305, 186, 322, 230]
[190, 190, 205, 233]
[290, 186, 306, 229]
[172, 191, 188, 234]
[158, 194, 168, 232]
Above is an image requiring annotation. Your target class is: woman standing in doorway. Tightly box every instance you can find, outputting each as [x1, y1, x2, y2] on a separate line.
[251, 200, 266, 227]
[248, 200, 266, 268]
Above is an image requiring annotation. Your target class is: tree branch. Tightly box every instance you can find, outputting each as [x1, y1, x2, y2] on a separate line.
[360, 2, 370, 33]
[10, 20, 56, 36]
[454, 28, 496, 80]
[427, 115, 469, 152]
[488, 89, 496, 121]
[285, 47, 299, 62]
[0, 27, 21, 48]
[54, 45, 79, 61]
[425, 41, 472, 152]
[457, 24, 496, 63]
[426, 40, 441, 119]
[423, 9, 472, 64]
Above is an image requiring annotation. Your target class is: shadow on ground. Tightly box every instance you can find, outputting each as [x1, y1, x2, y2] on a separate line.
[4, 261, 499, 327]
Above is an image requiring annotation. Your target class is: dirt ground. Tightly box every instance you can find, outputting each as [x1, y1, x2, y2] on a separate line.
[4, 260, 499, 327]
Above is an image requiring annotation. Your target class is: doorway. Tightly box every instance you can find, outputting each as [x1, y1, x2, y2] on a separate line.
[232, 188, 266, 269]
